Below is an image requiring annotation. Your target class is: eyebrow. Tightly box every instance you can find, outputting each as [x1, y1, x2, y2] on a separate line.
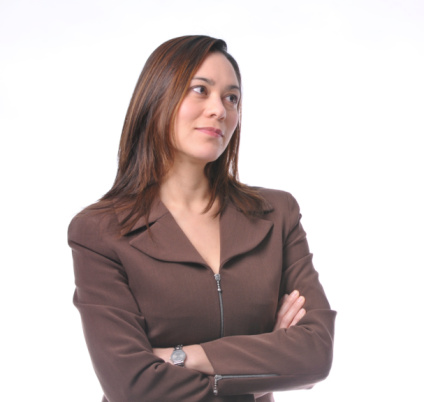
[192, 76, 241, 92]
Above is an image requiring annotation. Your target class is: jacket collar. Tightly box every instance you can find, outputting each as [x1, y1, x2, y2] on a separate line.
[119, 198, 274, 268]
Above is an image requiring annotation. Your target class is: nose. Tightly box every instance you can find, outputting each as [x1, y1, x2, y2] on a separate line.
[206, 95, 226, 120]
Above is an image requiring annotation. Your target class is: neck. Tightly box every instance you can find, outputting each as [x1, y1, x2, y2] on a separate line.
[159, 161, 214, 214]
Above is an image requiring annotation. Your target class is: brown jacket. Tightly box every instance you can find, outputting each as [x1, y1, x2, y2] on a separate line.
[69, 188, 336, 402]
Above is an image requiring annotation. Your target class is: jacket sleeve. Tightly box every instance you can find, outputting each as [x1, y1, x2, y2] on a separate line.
[69, 212, 234, 402]
[200, 193, 337, 397]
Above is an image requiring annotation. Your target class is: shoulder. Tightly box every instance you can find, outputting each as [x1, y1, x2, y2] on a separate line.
[68, 202, 120, 250]
[255, 187, 300, 214]
[250, 187, 302, 234]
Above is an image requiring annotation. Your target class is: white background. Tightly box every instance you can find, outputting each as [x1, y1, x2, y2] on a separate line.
[1, 0, 423, 401]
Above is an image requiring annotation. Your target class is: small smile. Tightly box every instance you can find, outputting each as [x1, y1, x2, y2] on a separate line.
[196, 127, 224, 138]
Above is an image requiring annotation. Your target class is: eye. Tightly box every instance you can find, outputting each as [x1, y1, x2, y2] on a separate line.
[225, 93, 239, 106]
[192, 85, 207, 95]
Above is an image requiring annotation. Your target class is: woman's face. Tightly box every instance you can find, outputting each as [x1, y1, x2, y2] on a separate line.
[173, 52, 240, 166]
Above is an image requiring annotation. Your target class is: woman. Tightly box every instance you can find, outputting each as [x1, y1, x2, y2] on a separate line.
[69, 35, 336, 402]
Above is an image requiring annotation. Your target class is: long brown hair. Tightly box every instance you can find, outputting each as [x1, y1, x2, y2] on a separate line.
[98, 35, 268, 234]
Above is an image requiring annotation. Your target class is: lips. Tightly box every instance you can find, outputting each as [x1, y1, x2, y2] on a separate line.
[196, 127, 223, 138]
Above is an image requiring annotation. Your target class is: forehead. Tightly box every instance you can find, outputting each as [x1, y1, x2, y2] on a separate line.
[193, 52, 239, 86]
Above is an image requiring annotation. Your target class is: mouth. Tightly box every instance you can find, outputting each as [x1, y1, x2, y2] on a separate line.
[196, 127, 224, 138]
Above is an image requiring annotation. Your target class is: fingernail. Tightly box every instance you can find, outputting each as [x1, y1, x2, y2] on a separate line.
[291, 290, 299, 297]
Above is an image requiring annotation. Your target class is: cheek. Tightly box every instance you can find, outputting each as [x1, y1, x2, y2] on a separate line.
[173, 102, 194, 143]
[176, 99, 200, 125]
[227, 110, 239, 133]
[224, 115, 239, 147]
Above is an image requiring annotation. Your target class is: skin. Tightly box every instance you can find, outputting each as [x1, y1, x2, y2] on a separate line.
[153, 53, 306, 382]
[160, 52, 240, 275]
[172, 51, 240, 168]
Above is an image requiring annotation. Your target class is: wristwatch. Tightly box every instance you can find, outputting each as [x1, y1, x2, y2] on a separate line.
[170, 345, 186, 367]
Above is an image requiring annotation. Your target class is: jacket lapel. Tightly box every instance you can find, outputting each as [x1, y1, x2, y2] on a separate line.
[122, 199, 274, 267]
[219, 203, 274, 266]
[123, 200, 206, 265]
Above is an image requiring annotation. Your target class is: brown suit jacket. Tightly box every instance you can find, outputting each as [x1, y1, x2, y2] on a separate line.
[69, 188, 336, 402]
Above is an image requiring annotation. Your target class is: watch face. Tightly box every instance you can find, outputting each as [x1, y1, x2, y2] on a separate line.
[172, 350, 186, 361]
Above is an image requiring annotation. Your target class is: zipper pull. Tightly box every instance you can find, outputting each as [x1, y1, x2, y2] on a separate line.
[214, 274, 222, 292]
[213, 374, 223, 395]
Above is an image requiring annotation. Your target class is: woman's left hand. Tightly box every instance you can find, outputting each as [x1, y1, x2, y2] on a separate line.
[274, 290, 306, 331]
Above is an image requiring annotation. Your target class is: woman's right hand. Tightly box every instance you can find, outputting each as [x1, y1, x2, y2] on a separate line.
[274, 290, 306, 330]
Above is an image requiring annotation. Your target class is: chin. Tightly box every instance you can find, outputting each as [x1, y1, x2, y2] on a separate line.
[175, 145, 226, 166]
[189, 149, 225, 164]
[200, 152, 224, 164]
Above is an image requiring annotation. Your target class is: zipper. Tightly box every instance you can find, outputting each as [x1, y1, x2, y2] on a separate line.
[213, 374, 279, 396]
[210, 274, 279, 396]
[214, 273, 224, 338]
